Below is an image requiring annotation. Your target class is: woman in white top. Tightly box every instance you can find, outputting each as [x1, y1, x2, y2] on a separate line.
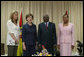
[7, 11, 20, 56]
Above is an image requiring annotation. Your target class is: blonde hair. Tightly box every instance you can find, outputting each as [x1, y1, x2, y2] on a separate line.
[10, 11, 18, 23]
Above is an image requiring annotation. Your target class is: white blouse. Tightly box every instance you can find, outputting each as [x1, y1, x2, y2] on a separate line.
[7, 20, 20, 46]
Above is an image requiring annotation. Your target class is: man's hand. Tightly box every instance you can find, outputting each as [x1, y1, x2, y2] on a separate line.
[38, 44, 41, 49]
[35, 42, 38, 50]
[53, 44, 57, 48]
[57, 45, 60, 49]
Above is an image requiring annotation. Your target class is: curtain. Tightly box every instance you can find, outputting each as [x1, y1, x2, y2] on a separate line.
[1, 1, 83, 54]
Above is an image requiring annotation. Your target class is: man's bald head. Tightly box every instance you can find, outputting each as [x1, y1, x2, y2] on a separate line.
[43, 14, 49, 22]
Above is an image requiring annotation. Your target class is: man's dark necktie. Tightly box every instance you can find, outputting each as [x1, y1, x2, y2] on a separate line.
[46, 22, 48, 30]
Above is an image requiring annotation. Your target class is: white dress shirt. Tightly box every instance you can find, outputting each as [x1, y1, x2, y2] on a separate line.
[45, 22, 49, 27]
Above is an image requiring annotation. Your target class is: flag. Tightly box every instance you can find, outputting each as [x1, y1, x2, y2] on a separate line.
[17, 11, 23, 56]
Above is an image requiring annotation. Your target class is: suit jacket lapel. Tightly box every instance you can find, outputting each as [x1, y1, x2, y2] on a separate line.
[43, 22, 46, 31]
[48, 22, 50, 30]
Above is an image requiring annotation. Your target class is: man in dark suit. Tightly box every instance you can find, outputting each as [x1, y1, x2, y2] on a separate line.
[38, 14, 57, 55]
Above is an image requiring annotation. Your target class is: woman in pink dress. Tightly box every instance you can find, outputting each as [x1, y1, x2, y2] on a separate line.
[57, 12, 75, 56]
